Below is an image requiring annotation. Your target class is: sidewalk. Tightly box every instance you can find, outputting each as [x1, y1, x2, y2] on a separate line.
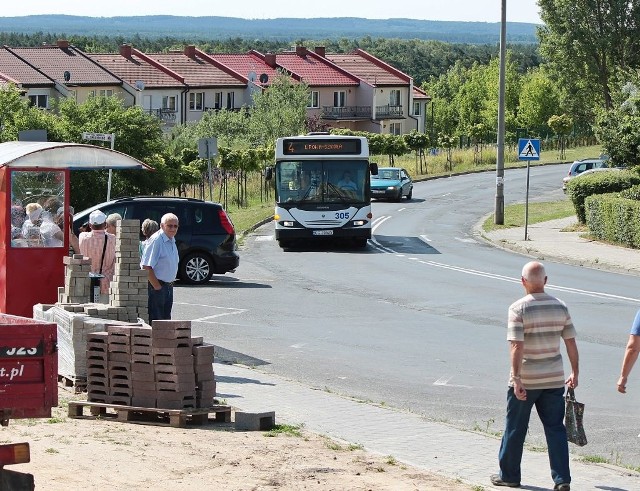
[215, 218, 640, 490]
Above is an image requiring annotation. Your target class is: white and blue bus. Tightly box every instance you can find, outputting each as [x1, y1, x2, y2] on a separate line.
[269, 134, 378, 248]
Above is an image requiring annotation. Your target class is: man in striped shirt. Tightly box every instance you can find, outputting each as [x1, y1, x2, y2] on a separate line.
[79, 210, 116, 303]
[491, 261, 579, 491]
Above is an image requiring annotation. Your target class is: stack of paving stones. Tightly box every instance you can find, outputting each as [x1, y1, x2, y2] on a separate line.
[109, 219, 149, 322]
[53, 219, 147, 324]
[85, 320, 216, 410]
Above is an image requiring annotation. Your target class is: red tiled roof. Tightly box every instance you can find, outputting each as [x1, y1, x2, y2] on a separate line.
[151, 52, 246, 88]
[90, 53, 184, 89]
[326, 49, 410, 86]
[413, 85, 430, 99]
[209, 53, 280, 87]
[10, 46, 122, 86]
[272, 49, 359, 87]
[0, 48, 54, 87]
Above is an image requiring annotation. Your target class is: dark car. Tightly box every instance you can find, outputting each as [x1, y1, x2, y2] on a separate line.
[73, 196, 239, 285]
[370, 167, 413, 201]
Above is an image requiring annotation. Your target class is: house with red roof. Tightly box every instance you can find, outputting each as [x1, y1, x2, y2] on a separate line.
[325, 48, 429, 135]
[5, 40, 135, 108]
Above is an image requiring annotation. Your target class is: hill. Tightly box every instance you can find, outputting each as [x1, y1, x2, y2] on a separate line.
[0, 15, 539, 44]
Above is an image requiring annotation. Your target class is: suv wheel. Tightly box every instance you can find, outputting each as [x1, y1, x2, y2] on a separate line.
[180, 252, 213, 284]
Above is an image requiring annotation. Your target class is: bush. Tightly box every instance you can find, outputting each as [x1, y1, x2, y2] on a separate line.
[619, 184, 640, 201]
[566, 170, 640, 223]
[586, 193, 640, 248]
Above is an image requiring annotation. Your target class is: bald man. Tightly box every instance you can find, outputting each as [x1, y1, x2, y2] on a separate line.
[491, 261, 579, 491]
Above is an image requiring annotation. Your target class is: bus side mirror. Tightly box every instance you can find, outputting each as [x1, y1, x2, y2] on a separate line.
[369, 162, 378, 175]
[264, 167, 273, 180]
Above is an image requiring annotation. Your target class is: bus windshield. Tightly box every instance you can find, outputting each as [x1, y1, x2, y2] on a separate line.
[275, 159, 369, 204]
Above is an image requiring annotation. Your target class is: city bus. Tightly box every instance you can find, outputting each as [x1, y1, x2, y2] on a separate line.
[268, 134, 378, 248]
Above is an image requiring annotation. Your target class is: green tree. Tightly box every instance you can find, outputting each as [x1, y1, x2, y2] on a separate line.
[248, 72, 309, 146]
[517, 68, 561, 138]
[403, 130, 430, 174]
[538, 0, 640, 114]
[548, 114, 573, 160]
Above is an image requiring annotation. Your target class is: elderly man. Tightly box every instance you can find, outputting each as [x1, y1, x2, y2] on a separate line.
[491, 261, 579, 491]
[140, 213, 179, 323]
[79, 210, 116, 303]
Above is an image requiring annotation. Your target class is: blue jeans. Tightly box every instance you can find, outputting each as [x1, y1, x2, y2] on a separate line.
[148, 282, 173, 323]
[498, 386, 570, 485]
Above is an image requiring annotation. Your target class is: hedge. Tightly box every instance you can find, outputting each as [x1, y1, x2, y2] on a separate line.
[567, 170, 640, 223]
[585, 193, 640, 248]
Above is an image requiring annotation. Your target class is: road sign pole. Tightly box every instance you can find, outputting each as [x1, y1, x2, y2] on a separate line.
[107, 134, 115, 201]
[495, 0, 506, 225]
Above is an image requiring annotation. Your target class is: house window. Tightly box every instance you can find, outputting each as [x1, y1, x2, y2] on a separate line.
[189, 92, 204, 111]
[308, 91, 319, 108]
[413, 101, 421, 115]
[390, 90, 401, 107]
[162, 96, 177, 111]
[226, 92, 234, 109]
[99, 89, 114, 97]
[390, 122, 402, 135]
[214, 92, 223, 109]
[333, 91, 346, 107]
[88, 90, 96, 97]
[28, 94, 48, 108]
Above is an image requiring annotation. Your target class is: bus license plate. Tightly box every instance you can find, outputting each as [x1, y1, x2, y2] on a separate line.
[313, 230, 333, 236]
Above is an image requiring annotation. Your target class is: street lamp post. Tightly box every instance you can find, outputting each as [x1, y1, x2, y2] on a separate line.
[495, 0, 507, 225]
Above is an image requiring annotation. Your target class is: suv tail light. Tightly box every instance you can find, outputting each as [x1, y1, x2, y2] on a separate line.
[218, 210, 235, 235]
[0, 443, 30, 465]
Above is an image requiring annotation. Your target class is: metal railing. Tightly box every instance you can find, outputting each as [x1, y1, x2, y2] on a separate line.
[321, 106, 372, 119]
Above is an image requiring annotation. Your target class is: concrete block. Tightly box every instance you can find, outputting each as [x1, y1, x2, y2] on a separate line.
[234, 411, 276, 431]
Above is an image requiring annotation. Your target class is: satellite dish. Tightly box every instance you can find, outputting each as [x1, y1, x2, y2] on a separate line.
[63, 71, 71, 82]
[247, 71, 257, 83]
[135, 80, 145, 90]
[259, 73, 269, 84]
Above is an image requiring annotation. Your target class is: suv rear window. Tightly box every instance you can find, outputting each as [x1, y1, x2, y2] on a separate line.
[191, 203, 226, 235]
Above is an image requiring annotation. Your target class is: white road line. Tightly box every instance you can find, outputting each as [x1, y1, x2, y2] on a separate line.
[433, 376, 473, 389]
[454, 237, 478, 244]
[255, 235, 274, 241]
[419, 235, 432, 242]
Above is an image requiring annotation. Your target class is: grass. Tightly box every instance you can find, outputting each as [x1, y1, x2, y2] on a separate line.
[264, 423, 304, 438]
[483, 199, 577, 233]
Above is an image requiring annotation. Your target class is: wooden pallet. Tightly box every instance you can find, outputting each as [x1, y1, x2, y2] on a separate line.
[58, 374, 87, 394]
[67, 401, 232, 428]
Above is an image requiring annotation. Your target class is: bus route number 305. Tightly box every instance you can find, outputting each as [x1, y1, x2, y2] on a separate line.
[335, 212, 350, 220]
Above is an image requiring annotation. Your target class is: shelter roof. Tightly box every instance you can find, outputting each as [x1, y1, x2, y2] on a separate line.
[0, 142, 153, 170]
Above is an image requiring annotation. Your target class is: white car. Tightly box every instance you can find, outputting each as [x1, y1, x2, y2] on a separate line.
[562, 158, 609, 191]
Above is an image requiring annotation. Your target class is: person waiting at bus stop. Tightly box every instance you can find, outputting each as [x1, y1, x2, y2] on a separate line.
[141, 213, 179, 323]
[79, 210, 116, 303]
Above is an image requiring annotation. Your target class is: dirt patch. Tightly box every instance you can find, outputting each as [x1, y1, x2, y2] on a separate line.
[0, 386, 470, 490]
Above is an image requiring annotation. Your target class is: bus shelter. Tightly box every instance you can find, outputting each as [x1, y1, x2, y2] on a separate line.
[0, 141, 152, 317]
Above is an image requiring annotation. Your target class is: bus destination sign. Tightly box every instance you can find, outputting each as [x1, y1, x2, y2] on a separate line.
[283, 138, 361, 156]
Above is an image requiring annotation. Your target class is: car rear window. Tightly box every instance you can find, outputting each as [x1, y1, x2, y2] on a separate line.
[190, 203, 226, 235]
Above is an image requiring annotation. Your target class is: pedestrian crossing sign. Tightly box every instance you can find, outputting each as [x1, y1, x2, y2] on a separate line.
[518, 138, 540, 161]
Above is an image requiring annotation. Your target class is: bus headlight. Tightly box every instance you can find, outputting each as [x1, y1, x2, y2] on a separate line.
[352, 220, 366, 226]
[283, 221, 294, 227]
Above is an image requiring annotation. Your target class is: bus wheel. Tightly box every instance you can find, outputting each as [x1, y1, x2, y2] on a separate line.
[354, 238, 368, 248]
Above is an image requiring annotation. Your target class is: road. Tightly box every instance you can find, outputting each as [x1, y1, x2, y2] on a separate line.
[172, 164, 640, 468]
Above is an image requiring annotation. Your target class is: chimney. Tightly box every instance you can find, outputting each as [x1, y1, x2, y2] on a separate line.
[184, 45, 196, 58]
[264, 53, 277, 68]
[295, 45, 307, 57]
[57, 39, 70, 49]
[314, 46, 326, 57]
[119, 45, 133, 58]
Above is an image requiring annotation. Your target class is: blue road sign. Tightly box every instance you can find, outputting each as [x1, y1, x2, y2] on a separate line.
[518, 138, 540, 161]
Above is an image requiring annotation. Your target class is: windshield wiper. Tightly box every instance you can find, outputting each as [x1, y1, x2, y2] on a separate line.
[325, 182, 351, 203]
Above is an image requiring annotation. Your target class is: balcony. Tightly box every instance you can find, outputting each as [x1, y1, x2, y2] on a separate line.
[321, 106, 372, 120]
[153, 108, 178, 123]
[375, 105, 404, 119]
[320, 105, 405, 120]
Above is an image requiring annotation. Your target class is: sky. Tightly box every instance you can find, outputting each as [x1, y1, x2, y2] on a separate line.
[1, 1, 542, 24]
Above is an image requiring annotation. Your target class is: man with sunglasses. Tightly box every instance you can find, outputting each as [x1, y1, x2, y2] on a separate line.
[141, 213, 180, 323]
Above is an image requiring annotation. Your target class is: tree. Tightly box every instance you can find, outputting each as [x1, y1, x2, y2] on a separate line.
[517, 68, 562, 138]
[403, 130, 429, 174]
[248, 72, 309, 146]
[548, 114, 573, 160]
[538, 0, 640, 114]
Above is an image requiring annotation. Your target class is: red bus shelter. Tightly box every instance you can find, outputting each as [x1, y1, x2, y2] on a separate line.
[0, 141, 152, 317]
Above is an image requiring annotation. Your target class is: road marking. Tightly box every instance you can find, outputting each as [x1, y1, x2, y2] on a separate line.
[433, 376, 472, 389]
[255, 235, 274, 241]
[174, 303, 247, 322]
[455, 237, 478, 244]
[419, 235, 432, 242]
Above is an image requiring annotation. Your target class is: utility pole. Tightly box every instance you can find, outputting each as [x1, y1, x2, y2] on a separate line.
[495, 0, 506, 225]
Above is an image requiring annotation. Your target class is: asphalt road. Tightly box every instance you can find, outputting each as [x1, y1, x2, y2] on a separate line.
[172, 164, 640, 468]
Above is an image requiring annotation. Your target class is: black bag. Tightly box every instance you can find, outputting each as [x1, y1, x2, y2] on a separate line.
[565, 387, 587, 446]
